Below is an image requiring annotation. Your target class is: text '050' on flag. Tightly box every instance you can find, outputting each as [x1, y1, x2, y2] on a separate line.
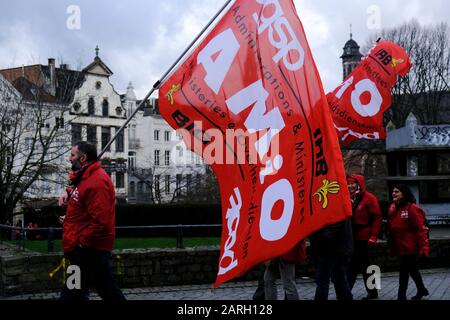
[327, 40, 412, 146]
[158, 0, 352, 286]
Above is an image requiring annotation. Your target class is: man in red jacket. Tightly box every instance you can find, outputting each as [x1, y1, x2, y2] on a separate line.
[59, 141, 125, 301]
[346, 174, 382, 300]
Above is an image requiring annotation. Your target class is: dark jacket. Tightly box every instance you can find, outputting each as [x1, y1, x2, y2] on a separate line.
[310, 218, 354, 261]
[280, 240, 307, 263]
[387, 202, 428, 256]
[63, 161, 116, 253]
[348, 174, 382, 241]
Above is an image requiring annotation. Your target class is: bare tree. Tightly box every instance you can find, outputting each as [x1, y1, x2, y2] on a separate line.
[129, 148, 218, 205]
[364, 20, 450, 127]
[0, 76, 72, 224]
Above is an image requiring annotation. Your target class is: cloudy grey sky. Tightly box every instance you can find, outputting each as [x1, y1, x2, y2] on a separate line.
[0, 0, 448, 98]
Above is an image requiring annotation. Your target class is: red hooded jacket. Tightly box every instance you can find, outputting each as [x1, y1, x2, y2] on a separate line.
[63, 161, 116, 253]
[348, 174, 382, 241]
[387, 202, 429, 256]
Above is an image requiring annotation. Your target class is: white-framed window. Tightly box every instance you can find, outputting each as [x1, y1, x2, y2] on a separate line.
[165, 150, 170, 166]
[165, 131, 171, 141]
[154, 150, 160, 166]
[154, 130, 160, 141]
[165, 175, 170, 195]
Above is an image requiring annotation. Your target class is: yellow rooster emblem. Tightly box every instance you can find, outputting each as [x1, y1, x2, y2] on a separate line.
[391, 58, 405, 69]
[313, 179, 340, 209]
[165, 84, 181, 105]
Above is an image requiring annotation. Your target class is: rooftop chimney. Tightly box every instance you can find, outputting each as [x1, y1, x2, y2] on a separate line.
[48, 58, 56, 96]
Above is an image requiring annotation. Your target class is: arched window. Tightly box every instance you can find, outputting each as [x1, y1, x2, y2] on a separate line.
[88, 98, 95, 115]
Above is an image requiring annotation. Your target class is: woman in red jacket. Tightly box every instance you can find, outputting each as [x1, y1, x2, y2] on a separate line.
[346, 174, 382, 300]
[388, 184, 430, 300]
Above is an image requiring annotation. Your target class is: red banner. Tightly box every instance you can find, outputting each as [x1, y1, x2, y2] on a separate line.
[327, 40, 412, 146]
[159, 0, 352, 286]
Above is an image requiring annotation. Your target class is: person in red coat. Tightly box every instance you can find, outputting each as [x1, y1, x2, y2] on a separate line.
[264, 240, 307, 300]
[346, 174, 382, 300]
[388, 184, 429, 300]
[58, 141, 125, 301]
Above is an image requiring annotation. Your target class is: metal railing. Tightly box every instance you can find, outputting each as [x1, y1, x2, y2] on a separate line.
[0, 224, 222, 252]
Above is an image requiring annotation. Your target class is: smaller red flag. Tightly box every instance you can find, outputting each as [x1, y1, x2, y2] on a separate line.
[327, 40, 412, 146]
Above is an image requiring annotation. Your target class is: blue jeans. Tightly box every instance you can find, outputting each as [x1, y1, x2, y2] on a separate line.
[314, 254, 353, 301]
[60, 246, 125, 301]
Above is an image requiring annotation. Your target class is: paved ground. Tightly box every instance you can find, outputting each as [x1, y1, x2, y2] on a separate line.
[3, 268, 449, 300]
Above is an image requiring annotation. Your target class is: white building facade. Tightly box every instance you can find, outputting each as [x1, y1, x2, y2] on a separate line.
[0, 48, 129, 205]
[123, 85, 206, 204]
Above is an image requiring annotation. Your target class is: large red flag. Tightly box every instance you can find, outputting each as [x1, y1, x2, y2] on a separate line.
[159, 0, 352, 286]
[327, 40, 412, 146]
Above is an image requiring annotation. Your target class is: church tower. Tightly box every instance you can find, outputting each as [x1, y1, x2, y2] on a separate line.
[341, 29, 363, 80]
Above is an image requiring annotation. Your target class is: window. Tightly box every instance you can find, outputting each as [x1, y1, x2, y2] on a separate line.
[115, 106, 122, 116]
[186, 174, 192, 193]
[165, 150, 170, 166]
[73, 102, 81, 112]
[176, 174, 182, 198]
[154, 150, 160, 166]
[96, 81, 102, 90]
[55, 117, 64, 129]
[165, 175, 170, 195]
[128, 151, 136, 170]
[176, 131, 183, 140]
[115, 128, 124, 152]
[164, 131, 171, 141]
[88, 98, 95, 115]
[116, 172, 124, 188]
[72, 124, 82, 144]
[87, 125, 97, 144]
[101, 127, 111, 151]
[419, 180, 450, 203]
[129, 181, 136, 198]
[155, 175, 160, 194]
[102, 99, 109, 116]
[137, 181, 144, 194]
[154, 130, 160, 141]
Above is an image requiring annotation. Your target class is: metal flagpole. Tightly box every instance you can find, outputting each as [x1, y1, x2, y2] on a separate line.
[98, 0, 234, 159]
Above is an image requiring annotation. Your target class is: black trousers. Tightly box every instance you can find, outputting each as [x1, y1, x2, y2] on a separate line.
[398, 255, 426, 299]
[347, 240, 378, 295]
[60, 246, 126, 301]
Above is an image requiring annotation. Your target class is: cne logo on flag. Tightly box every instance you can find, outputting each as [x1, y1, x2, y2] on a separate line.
[165, 84, 181, 105]
[313, 179, 341, 209]
[391, 58, 405, 69]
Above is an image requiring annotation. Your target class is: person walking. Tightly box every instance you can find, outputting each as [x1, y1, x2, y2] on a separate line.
[346, 174, 382, 300]
[264, 240, 306, 300]
[387, 184, 430, 300]
[310, 218, 354, 301]
[58, 141, 125, 301]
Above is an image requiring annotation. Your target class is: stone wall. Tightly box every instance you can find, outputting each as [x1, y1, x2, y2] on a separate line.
[1, 240, 449, 296]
